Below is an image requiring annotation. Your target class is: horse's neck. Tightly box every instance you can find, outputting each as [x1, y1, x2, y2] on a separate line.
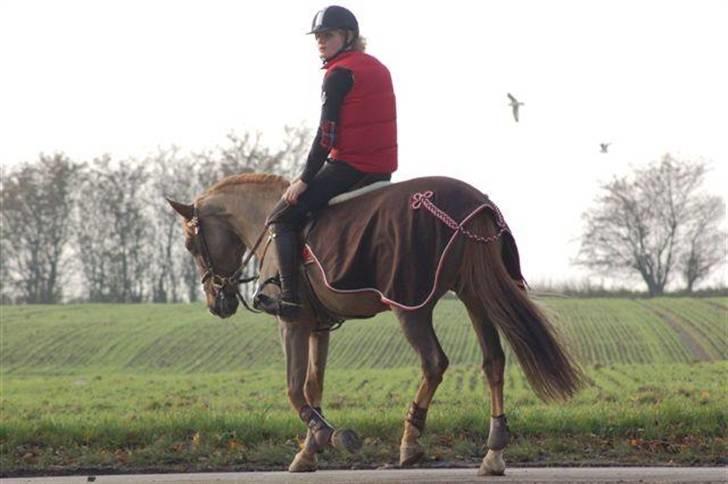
[218, 186, 282, 256]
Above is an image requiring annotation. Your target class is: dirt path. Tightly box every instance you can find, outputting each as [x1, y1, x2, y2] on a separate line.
[4, 467, 726, 483]
[639, 302, 711, 361]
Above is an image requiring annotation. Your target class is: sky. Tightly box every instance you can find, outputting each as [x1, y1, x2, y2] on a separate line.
[1, 0, 726, 287]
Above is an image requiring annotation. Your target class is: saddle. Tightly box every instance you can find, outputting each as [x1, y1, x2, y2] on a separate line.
[301, 176, 521, 313]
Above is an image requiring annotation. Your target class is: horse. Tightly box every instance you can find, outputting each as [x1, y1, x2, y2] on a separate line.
[167, 172, 584, 476]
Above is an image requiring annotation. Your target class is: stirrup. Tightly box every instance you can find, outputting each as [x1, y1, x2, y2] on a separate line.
[254, 293, 302, 318]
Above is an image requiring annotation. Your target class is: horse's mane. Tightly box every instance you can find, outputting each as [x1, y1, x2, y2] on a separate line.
[205, 172, 289, 195]
[185, 173, 289, 240]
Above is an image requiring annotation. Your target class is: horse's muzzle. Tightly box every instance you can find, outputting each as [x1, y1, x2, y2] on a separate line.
[210, 291, 239, 318]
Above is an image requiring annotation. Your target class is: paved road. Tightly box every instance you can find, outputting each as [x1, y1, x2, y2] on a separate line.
[3, 467, 726, 483]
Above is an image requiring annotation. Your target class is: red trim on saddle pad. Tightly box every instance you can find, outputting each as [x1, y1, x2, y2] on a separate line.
[302, 245, 315, 265]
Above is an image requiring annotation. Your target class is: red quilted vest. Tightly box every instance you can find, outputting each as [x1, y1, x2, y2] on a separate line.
[324, 51, 397, 174]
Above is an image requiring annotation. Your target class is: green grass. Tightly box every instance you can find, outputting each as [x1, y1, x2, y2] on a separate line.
[2, 298, 726, 373]
[1, 298, 726, 474]
[2, 364, 725, 473]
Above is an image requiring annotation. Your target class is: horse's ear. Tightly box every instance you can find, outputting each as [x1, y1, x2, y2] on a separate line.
[166, 198, 194, 220]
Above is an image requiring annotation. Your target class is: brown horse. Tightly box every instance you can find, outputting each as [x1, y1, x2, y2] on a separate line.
[168, 173, 584, 476]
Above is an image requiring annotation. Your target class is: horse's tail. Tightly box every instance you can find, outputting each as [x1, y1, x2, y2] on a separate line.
[460, 210, 585, 401]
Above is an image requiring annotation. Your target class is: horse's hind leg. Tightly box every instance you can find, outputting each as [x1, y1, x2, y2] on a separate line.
[394, 306, 449, 466]
[459, 287, 509, 476]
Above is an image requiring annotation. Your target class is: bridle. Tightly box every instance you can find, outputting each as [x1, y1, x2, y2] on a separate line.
[190, 205, 269, 313]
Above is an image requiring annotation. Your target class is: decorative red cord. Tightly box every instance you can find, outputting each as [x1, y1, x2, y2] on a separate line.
[410, 191, 509, 243]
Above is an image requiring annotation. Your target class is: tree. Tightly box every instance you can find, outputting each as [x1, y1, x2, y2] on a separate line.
[145, 146, 202, 303]
[271, 124, 313, 179]
[196, 125, 311, 187]
[0, 165, 13, 304]
[679, 195, 726, 292]
[577, 154, 725, 296]
[75, 156, 151, 302]
[0, 154, 83, 303]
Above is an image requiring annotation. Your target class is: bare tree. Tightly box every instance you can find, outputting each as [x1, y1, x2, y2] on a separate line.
[577, 154, 724, 296]
[679, 195, 726, 292]
[0, 154, 83, 303]
[0, 234, 11, 303]
[191, 132, 269, 201]
[145, 146, 202, 302]
[0, 165, 14, 303]
[200, 124, 311, 183]
[269, 124, 313, 178]
[75, 156, 151, 302]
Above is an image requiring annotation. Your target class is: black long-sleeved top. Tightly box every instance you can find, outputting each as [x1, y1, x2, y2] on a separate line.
[299, 68, 354, 184]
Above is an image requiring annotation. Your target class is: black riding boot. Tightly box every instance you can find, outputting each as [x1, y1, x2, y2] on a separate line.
[255, 226, 302, 319]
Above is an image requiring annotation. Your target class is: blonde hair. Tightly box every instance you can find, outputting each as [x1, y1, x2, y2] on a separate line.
[351, 35, 367, 52]
[339, 30, 366, 52]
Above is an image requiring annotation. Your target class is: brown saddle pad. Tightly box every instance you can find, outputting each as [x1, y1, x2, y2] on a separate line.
[303, 176, 519, 310]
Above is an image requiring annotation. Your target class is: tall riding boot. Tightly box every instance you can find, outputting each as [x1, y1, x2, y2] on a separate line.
[255, 226, 302, 319]
[275, 228, 301, 307]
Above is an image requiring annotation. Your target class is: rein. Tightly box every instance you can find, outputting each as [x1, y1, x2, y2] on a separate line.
[191, 205, 270, 313]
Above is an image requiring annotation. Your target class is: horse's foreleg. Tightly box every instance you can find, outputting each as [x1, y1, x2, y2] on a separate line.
[280, 318, 312, 412]
[394, 307, 449, 467]
[302, 330, 330, 454]
[461, 292, 509, 476]
[279, 319, 327, 472]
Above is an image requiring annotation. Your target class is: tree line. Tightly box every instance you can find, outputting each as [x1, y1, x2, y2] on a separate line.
[1, 144, 724, 303]
[1, 127, 310, 304]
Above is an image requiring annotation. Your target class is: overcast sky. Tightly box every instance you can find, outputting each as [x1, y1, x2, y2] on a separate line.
[1, 0, 726, 287]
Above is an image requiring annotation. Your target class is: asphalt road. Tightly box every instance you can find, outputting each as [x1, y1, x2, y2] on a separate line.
[3, 467, 726, 483]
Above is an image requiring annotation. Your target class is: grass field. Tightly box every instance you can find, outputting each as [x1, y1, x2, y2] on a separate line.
[1, 298, 726, 475]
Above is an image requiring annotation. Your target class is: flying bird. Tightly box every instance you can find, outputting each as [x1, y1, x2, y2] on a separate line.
[600, 142, 611, 153]
[507, 93, 524, 122]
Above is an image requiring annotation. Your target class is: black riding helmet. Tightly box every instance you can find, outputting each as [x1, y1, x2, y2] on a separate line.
[307, 5, 359, 62]
[308, 5, 358, 36]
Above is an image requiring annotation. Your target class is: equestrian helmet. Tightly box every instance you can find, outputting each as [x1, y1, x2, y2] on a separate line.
[308, 6, 359, 36]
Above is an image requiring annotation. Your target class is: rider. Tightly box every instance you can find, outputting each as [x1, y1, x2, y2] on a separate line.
[256, 5, 398, 318]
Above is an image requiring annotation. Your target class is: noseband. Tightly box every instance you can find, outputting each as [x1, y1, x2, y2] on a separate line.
[190, 205, 269, 313]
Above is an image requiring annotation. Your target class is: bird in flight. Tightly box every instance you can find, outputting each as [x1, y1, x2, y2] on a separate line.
[507, 93, 524, 122]
[600, 142, 611, 153]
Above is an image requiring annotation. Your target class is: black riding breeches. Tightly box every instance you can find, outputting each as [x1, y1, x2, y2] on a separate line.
[267, 160, 390, 232]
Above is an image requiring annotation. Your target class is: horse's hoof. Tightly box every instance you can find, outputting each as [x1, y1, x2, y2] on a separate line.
[288, 450, 317, 472]
[399, 442, 425, 467]
[478, 449, 506, 476]
[332, 429, 362, 453]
